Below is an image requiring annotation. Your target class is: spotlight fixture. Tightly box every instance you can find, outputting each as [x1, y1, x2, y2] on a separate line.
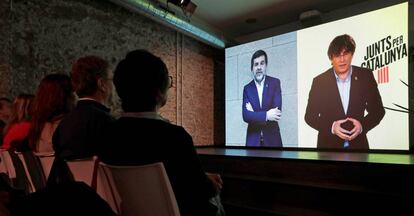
[183, 1, 197, 15]
[110, 0, 224, 48]
[167, 0, 197, 17]
[167, 0, 191, 7]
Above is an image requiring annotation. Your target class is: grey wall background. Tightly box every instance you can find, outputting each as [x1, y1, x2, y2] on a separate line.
[0, 0, 225, 146]
[225, 32, 298, 147]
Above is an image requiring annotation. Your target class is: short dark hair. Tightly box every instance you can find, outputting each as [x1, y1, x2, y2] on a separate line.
[251, 50, 268, 71]
[327, 34, 356, 59]
[71, 56, 109, 97]
[113, 50, 169, 112]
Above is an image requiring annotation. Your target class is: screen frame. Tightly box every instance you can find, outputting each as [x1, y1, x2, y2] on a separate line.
[223, 0, 413, 153]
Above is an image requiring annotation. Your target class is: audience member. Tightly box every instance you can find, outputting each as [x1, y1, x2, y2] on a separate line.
[98, 49, 225, 216]
[52, 56, 114, 160]
[0, 98, 12, 123]
[0, 98, 12, 145]
[5, 72, 115, 215]
[27, 73, 74, 153]
[2, 94, 34, 150]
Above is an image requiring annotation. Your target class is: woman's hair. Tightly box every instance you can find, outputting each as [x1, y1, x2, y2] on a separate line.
[28, 73, 74, 150]
[3, 94, 34, 134]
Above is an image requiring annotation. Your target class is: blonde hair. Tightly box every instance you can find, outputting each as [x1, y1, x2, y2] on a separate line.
[3, 94, 34, 134]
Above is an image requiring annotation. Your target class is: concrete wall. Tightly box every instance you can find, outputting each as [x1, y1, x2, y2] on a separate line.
[0, 0, 11, 96]
[0, 0, 224, 146]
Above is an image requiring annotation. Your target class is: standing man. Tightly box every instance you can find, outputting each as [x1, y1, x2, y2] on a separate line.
[242, 50, 282, 147]
[305, 34, 385, 150]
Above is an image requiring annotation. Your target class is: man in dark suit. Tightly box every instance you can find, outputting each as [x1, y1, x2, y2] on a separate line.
[242, 50, 282, 147]
[53, 56, 114, 159]
[49, 56, 115, 184]
[305, 34, 385, 150]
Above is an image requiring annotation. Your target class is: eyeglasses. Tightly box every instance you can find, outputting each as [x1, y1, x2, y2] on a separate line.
[102, 76, 113, 81]
[168, 75, 173, 88]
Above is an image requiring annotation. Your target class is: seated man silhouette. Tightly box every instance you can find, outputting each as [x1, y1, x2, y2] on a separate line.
[53, 55, 114, 159]
[98, 49, 224, 216]
[49, 56, 114, 185]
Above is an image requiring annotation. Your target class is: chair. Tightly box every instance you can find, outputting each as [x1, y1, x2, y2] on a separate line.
[14, 151, 55, 193]
[10, 151, 48, 193]
[65, 157, 97, 186]
[15, 152, 37, 193]
[96, 162, 121, 214]
[0, 149, 16, 180]
[98, 162, 181, 216]
[33, 152, 54, 180]
[63, 157, 119, 213]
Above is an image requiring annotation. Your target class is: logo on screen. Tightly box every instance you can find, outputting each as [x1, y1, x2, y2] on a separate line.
[361, 35, 408, 84]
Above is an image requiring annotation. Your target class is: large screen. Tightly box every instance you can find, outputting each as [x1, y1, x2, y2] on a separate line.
[225, 2, 410, 150]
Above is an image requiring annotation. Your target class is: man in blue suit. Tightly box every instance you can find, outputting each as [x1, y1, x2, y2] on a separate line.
[242, 50, 283, 147]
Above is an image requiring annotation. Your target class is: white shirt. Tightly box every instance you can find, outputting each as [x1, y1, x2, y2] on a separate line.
[254, 76, 266, 108]
[333, 67, 352, 148]
[334, 67, 352, 115]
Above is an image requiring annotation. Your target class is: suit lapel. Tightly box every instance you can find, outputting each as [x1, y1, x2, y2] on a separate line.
[248, 81, 261, 111]
[348, 66, 359, 115]
[327, 69, 346, 116]
[262, 76, 269, 110]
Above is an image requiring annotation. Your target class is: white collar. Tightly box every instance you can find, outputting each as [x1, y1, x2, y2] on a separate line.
[121, 112, 165, 121]
[333, 66, 353, 82]
[254, 75, 266, 86]
[78, 97, 99, 102]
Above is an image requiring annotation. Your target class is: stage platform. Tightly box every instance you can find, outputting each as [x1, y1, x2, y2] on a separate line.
[197, 147, 414, 165]
[196, 147, 414, 216]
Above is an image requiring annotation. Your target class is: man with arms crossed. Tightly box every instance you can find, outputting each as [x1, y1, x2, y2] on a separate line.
[242, 50, 282, 147]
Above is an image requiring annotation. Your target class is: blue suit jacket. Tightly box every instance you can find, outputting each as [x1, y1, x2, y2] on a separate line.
[242, 76, 282, 147]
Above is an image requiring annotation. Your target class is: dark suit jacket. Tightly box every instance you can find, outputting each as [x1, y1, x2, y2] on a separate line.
[305, 66, 385, 149]
[48, 100, 114, 185]
[52, 100, 114, 159]
[97, 117, 218, 216]
[242, 75, 282, 147]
